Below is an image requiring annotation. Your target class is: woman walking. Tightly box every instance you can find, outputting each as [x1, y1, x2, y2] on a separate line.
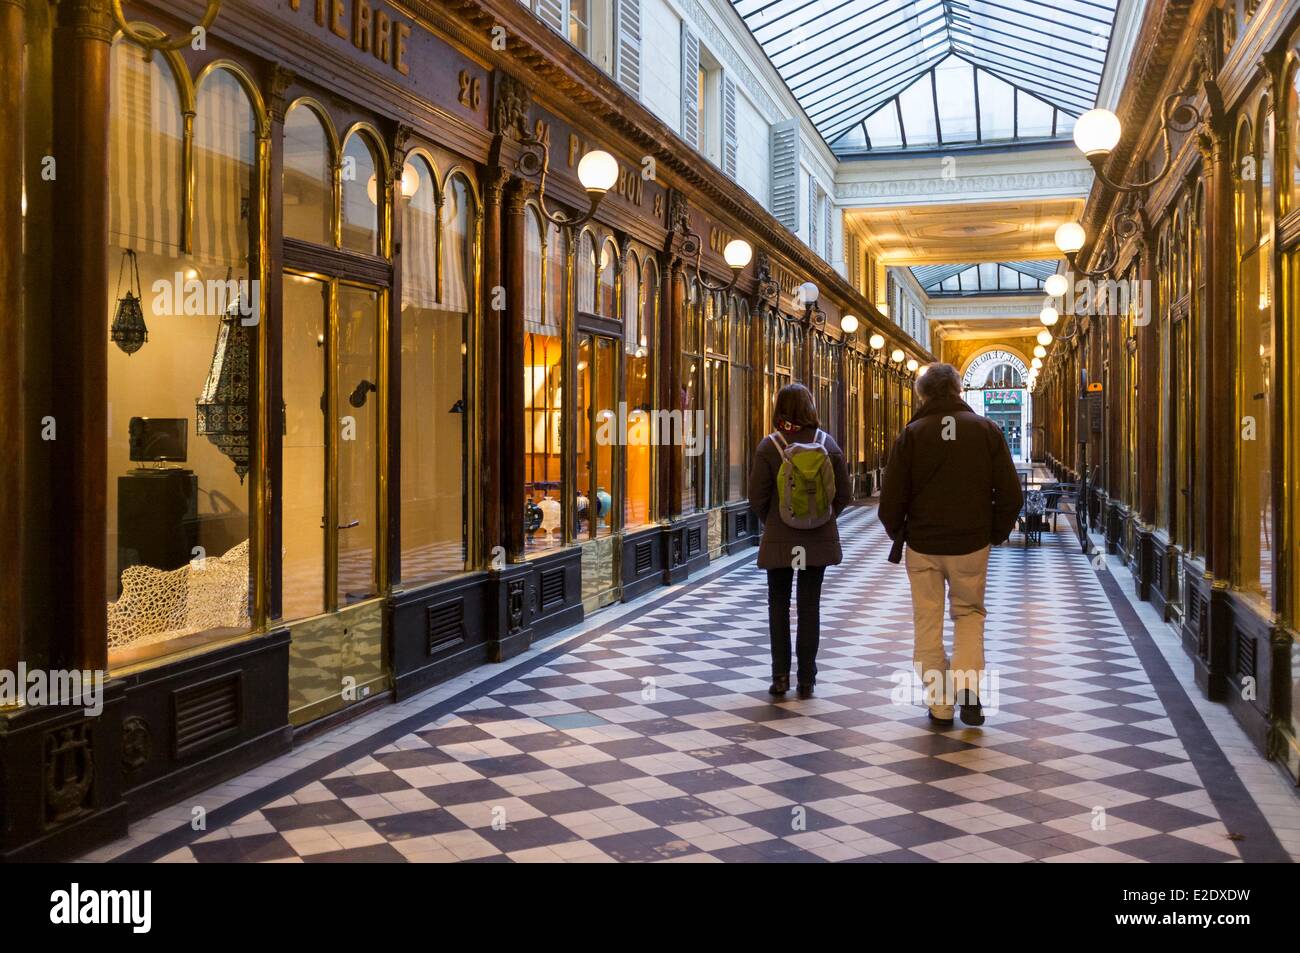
[748, 383, 851, 699]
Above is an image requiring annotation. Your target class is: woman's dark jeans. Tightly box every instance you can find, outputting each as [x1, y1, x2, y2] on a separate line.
[767, 566, 826, 683]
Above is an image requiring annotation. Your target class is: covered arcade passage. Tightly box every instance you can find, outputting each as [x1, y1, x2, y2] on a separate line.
[3, 0, 1300, 875]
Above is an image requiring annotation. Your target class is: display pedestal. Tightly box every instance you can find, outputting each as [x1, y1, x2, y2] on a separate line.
[116, 467, 199, 587]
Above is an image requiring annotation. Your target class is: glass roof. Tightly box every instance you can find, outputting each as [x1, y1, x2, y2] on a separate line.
[911, 260, 1059, 295]
[732, 0, 1117, 153]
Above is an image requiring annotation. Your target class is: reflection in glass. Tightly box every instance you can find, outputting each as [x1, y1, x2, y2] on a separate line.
[576, 335, 617, 539]
[281, 274, 328, 621]
[400, 161, 469, 582]
[105, 42, 254, 665]
[524, 208, 564, 553]
[283, 105, 332, 245]
[336, 285, 380, 604]
[341, 133, 380, 255]
[625, 255, 655, 529]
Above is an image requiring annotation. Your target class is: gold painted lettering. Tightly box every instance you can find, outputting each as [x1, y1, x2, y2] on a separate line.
[315, 0, 327, 26]
[374, 10, 391, 63]
[568, 133, 580, 168]
[353, 0, 372, 50]
[395, 21, 411, 74]
[330, 0, 348, 39]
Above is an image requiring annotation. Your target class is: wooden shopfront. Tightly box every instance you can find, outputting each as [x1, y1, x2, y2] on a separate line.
[3, 0, 932, 860]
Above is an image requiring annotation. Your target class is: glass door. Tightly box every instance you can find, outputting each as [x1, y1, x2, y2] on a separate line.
[576, 333, 621, 609]
[282, 271, 388, 724]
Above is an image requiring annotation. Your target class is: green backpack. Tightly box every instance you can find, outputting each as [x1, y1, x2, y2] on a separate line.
[771, 430, 836, 529]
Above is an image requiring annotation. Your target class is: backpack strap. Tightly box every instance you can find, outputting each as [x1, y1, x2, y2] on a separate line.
[815, 429, 827, 447]
[770, 431, 789, 459]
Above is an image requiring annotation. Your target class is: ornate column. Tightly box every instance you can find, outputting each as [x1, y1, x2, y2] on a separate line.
[265, 66, 294, 621]
[50, 0, 113, 670]
[502, 177, 534, 562]
[1201, 103, 1235, 585]
[0, 0, 25, 673]
[1136, 217, 1157, 528]
[480, 166, 509, 563]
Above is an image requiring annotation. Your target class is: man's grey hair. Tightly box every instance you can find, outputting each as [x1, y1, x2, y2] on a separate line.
[915, 362, 962, 402]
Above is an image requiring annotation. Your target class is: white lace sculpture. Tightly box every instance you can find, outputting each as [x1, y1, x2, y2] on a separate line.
[107, 540, 251, 649]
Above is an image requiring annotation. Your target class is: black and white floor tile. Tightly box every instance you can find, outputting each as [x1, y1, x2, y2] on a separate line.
[91, 506, 1299, 863]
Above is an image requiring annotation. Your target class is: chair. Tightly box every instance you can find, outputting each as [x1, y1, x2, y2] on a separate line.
[1019, 489, 1047, 546]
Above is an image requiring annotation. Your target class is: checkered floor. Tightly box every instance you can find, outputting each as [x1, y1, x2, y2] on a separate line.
[106, 507, 1298, 863]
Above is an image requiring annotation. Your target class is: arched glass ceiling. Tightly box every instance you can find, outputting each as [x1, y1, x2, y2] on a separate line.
[732, 0, 1117, 153]
[911, 260, 1059, 295]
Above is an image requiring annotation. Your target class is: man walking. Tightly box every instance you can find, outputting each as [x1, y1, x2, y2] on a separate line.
[879, 363, 1023, 727]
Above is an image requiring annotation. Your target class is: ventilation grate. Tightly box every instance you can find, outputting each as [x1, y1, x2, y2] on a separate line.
[1235, 629, 1256, 680]
[427, 601, 465, 656]
[173, 675, 240, 758]
[634, 541, 653, 575]
[687, 527, 701, 556]
[540, 567, 566, 609]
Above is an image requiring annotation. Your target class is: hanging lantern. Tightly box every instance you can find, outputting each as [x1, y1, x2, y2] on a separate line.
[196, 282, 252, 482]
[110, 249, 149, 355]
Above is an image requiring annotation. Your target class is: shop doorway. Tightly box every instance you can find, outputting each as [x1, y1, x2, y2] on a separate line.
[961, 350, 1031, 462]
[281, 271, 389, 725]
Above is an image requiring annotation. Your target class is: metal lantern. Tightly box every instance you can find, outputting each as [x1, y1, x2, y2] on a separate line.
[196, 285, 252, 482]
[110, 249, 149, 355]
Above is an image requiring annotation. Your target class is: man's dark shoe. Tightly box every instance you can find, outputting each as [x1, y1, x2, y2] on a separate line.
[927, 709, 955, 727]
[796, 681, 815, 699]
[769, 674, 790, 696]
[958, 692, 985, 727]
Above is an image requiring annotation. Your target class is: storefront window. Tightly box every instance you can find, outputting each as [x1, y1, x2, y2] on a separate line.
[524, 207, 564, 553]
[283, 104, 332, 246]
[576, 335, 617, 538]
[340, 132, 381, 255]
[1155, 230, 1170, 531]
[598, 238, 618, 317]
[681, 278, 703, 513]
[728, 297, 750, 501]
[625, 253, 656, 529]
[399, 158, 471, 582]
[703, 291, 727, 508]
[105, 43, 256, 666]
[577, 229, 597, 313]
[1190, 185, 1206, 558]
[1234, 113, 1274, 607]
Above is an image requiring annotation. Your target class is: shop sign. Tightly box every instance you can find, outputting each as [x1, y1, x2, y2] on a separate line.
[288, 0, 413, 75]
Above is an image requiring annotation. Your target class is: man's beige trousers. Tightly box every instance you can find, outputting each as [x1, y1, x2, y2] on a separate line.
[905, 545, 991, 718]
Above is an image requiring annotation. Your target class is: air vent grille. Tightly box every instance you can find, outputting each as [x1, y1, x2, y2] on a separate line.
[634, 541, 653, 575]
[173, 675, 240, 758]
[540, 568, 566, 609]
[1235, 629, 1256, 680]
[427, 601, 465, 655]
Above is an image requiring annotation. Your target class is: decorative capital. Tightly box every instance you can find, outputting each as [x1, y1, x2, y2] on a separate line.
[57, 0, 115, 42]
[505, 177, 536, 214]
[269, 66, 296, 122]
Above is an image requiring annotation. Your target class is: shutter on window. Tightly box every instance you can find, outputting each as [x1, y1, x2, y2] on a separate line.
[722, 75, 737, 177]
[536, 0, 565, 34]
[680, 25, 699, 149]
[809, 180, 818, 252]
[849, 235, 860, 290]
[825, 193, 833, 260]
[769, 119, 799, 232]
[615, 0, 641, 99]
